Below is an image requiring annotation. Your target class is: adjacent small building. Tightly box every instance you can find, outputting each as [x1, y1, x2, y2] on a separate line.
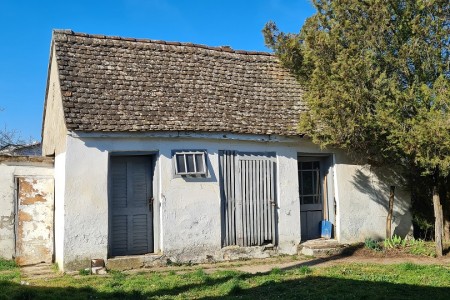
[29, 30, 413, 271]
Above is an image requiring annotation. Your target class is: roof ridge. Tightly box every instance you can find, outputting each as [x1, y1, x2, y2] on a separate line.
[52, 29, 273, 56]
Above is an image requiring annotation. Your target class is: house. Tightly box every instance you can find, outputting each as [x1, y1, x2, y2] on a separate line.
[0, 142, 42, 156]
[39, 30, 412, 271]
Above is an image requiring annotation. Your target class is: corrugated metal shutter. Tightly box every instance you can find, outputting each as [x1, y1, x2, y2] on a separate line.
[110, 156, 153, 256]
[220, 151, 277, 247]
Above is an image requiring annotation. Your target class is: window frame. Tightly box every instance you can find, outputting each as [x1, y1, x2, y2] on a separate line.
[172, 150, 207, 177]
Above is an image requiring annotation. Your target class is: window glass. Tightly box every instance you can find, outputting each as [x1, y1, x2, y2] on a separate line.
[302, 171, 314, 195]
[186, 154, 195, 172]
[176, 154, 186, 173]
[195, 154, 204, 173]
[302, 162, 312, 169]
[301, 196, 314, 205]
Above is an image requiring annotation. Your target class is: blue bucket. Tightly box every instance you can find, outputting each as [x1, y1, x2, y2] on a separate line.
[321, 220, 332, 239]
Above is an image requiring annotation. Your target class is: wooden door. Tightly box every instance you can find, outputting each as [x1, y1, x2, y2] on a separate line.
[220, 151, 277, 247]
[15, 177, 54, 266]
[299, 160, 323, 241]
[109, 156, 153, 256]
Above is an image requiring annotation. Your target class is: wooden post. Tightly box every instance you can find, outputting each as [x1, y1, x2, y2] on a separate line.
[386, 186, 395, 239]
[433, 185, 444, 257]
[323, 175, 328, 220]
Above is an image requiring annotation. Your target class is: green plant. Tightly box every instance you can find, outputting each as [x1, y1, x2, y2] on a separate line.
[413, 215, 434, 240]
[364, 238, 382, 251]
[0, 259, 17, 271]
[384, 235, 405, 249]
[51, 263, 60, 273]
[78, 268, 90, 276]
[270, 267, 282, 275]
[408, 239, 436, 257]
[298, 266, 312, 275]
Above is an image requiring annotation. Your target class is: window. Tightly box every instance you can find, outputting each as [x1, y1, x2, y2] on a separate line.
[173, 151, 207, 176]
[298, 161, 322, 205]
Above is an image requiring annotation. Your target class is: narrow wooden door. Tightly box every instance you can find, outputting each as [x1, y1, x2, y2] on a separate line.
[15, 177, 54, 266]
[220, 151, 277, 247]
[299, 160, 323, 241]
[109, 156, 153, 256]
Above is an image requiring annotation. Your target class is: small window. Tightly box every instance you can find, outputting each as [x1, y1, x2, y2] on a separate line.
[173, 151, 207, 176]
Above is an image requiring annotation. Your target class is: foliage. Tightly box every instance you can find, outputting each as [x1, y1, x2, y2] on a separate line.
[264, 0, 450, 256]
[413, 214, 435, 240]
[263, 0, 450, 175]
[78, 268, 90, 276]
[384, 234, 407, 249]
[364, 237, 382, 251]
[0, 259, 17, 271]
[364, 236, 436, 257]
[0, 259, 20, 282]
[408, 238, 436, 257]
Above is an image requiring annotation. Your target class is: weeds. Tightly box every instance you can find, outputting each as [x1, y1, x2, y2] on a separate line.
[297, 266, 312, 275]
[364, 235, 437, 257]
[408, 239, 436, 257]
[364, 238, 382, 251]
[78, 268, 90, 276]
[0, 259, 17, 271]
[384, 235, 406, 249]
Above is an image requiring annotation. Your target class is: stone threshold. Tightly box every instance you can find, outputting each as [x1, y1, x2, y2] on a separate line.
[106, 253, 166, 271]
[298, 238, 349, 257]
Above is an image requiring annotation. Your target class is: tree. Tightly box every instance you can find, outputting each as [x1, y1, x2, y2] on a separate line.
[0, 107, 24, 150]
[264, 0, 450, 255]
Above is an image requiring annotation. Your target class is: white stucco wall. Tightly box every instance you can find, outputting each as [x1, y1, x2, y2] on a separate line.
[0, 158, 54, 260]
[54, 152, 66, 269]
[334, 153, 411, 243]
[42, 45, 67, 156]
[59, 132, 411, 270]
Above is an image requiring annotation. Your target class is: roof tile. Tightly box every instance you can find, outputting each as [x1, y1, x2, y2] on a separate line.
[52, 30, 305, 136]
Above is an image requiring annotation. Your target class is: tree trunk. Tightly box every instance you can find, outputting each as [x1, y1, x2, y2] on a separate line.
[386, 186, 395, 239]
[443, 176, 450, 242]
[433, 184, 444, 257]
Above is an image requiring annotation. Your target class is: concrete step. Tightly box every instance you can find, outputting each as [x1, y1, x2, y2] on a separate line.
[21, 263, 58, 279]
[298, 238, 348, 257]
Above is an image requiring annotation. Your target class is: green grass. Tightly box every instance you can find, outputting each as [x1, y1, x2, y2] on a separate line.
[1, 261, 450, 299]
[0, 259, 17, 272]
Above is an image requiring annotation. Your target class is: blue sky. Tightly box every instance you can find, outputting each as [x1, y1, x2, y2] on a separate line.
[0, 0, 314, 141]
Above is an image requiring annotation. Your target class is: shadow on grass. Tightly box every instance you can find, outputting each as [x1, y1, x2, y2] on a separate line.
[278, 243, 365, 272]
[2, 260, 450, 300]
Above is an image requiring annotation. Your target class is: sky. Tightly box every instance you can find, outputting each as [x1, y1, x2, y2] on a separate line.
[0, 0, 315, 141]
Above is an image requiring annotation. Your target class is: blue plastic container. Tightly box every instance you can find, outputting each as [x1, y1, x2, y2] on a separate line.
[321, 220, 332, 239]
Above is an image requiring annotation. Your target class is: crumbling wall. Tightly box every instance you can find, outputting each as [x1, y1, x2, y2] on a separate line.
[0, 156, 53, 260]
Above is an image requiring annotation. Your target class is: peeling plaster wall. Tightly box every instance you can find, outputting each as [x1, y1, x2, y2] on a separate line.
[59, 133, 411, 270]
[42, 45, 67, 156]
[0, 159, 53, 260]
[15, 177, 54, 265]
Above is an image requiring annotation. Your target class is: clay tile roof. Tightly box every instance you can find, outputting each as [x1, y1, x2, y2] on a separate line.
[52, 30, 305, 136]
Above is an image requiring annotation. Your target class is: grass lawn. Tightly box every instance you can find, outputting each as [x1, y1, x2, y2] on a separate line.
[1, 259, 450, 299]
